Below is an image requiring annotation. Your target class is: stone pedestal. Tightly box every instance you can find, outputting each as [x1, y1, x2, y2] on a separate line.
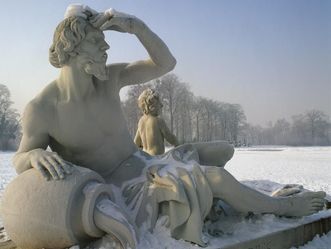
[223, 214, 331, 249]
[2, 213, 331, 249]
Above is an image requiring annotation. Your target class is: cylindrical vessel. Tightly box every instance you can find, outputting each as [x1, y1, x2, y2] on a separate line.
[1, 166, 110, 249]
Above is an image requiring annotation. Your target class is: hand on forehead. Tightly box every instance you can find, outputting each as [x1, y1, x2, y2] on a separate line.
[64, 4, 111, 30]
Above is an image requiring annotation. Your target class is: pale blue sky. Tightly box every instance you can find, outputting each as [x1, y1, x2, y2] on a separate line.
[1, 0, 330, 125]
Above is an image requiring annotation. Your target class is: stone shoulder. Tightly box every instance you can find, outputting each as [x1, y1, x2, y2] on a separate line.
[23, 82, 58, 125]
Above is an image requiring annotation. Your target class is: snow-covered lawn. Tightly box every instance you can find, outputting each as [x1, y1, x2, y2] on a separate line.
[0, 151, 16, 200]
[1, 147, 330, 249]
[227, 146, 331, 195]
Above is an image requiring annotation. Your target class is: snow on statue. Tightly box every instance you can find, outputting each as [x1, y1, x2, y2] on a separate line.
[1, 4, 326, 249]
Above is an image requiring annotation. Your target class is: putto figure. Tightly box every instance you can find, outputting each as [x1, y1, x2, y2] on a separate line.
[2, 4, 326, 249]
[134, 88, 179, 155]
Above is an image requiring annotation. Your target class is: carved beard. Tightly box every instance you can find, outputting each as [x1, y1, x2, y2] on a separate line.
[84, 60, 108, 81]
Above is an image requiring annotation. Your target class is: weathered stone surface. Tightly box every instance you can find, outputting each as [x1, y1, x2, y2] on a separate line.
[2, 3, 327, 249]
[1, 167, 110, 249]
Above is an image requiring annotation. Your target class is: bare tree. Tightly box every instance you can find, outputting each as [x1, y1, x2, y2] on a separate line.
[242, 111, 331, 146]
[153, 74, 182, 134]
[0, 84, 21, 150]
[175, 84, 194, 143]
[224, 104, 246, 145]
[305, 110, 330, 145]
[273, 119, 291, 145]
[121, 84, 152, 137]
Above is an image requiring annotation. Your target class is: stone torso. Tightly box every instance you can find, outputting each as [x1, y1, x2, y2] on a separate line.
[138, 115, 165, 155]
[46, 81, 137, 176]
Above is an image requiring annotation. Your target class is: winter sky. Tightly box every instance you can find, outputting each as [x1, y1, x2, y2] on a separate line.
[0, 0, 330, 126]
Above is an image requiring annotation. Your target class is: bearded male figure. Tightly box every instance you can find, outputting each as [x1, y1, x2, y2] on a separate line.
[11, 4, 326, 248]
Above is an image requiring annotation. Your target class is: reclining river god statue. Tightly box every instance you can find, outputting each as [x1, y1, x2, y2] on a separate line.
[1, 4, 326, 249]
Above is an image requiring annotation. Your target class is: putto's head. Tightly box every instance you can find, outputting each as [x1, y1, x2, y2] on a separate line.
[138, 89, 163, 116]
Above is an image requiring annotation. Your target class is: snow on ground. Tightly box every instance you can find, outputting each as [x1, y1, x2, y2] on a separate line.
[227, 146, 331, 195]
[0, 152, 16, 200]
[0, 147, 331, 249]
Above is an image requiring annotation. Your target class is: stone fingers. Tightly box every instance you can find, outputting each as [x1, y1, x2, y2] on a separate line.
[100, 17, 123, 32]
[40, 157, 60, 180]
[31, 152, 73, 181]
[100, 15, 134, 33]
[35, 161, 50, 181]
[46, 156, 65, 179]
[53, 153, 73, 175]
[90, 11, 112, 29]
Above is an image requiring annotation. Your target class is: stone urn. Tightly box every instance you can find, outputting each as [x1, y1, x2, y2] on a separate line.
[1, 166, 136, 249]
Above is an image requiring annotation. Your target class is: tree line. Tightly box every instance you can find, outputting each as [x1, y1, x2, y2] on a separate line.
[122, 74, 246, 145]
[0, 77, 330, 151]
[122, 73, 331, 147]
[0, 84, 21, 150]
[243, 110, 331, 146]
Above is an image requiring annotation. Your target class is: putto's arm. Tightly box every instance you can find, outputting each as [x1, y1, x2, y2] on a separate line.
[13, 101, 72, 180]
[134, 129, 143, 149]
[93, 9, 177, 87]
[159, 118, 179, 147]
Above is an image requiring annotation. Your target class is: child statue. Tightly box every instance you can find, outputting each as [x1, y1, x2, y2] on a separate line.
[134, 88, 179, 155]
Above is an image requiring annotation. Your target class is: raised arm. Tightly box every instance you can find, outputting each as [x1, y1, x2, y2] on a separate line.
[13, 101, 71, 180]
[92, 9, 176, 87]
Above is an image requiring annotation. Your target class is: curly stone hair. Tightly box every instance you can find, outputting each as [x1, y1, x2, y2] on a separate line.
[138, 88, 162, 115]
[49, 16, 90, 68]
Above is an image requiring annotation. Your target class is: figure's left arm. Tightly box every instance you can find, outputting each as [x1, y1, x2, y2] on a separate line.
[134, 129, 143, 149]
[159, 118, 179, 147]
[93, 9, 176, 87]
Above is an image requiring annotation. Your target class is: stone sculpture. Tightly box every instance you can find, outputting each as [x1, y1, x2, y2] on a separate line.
[134, 88, 179, 155]
[1, 4, 326, 249]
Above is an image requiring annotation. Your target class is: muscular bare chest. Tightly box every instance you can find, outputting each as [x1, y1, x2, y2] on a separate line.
[52, 94, 124, 153]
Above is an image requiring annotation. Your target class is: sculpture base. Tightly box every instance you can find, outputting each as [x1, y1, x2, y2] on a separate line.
[1, 207, 331, 249]
[223, 215, 331, 249]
